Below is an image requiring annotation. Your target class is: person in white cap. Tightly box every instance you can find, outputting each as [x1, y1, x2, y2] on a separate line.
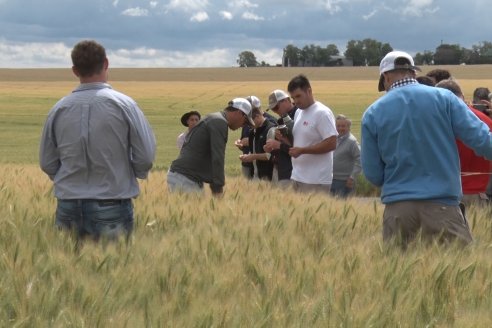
[238, 104, 277, 180]
[235, 95, 277, 179]
[361, 50, 492, 248]
[168, 98, 254, 195]
[287, 74, 338, 194]
[263, 89, 297, 185]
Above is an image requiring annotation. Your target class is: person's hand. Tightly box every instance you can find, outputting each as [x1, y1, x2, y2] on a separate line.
[289, 147, 303, 158]
[264, 139, 281, 153]
[346, 177, 354, 189]
[481, 100, 492, 115]
[234, 139, 244, 150]
[274, 130, 292, 146]
[239, 154, 254, 162]
[274, 129, 283, 140]
[212, 190, 224, 198]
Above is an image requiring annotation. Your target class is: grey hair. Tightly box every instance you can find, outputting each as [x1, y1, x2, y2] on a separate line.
[336, 114, 352, 127]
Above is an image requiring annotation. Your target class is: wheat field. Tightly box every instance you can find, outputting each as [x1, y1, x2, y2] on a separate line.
[2, 67, 492, 326]
[2, 164, 492, 327]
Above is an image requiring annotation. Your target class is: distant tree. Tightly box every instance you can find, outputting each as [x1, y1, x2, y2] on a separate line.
[433, 44, 463, 65]
[414, 51, 434, 65]
[469, 41, 492, 64]
[326, 44, 340, 57]
[283, 44, 301, 67]
[300, 45, 315, 66]
[344, 40, 365, 66]
[461, 48, 474, 65]
[237, 51, 258, 67]
[282, 43, 340, 67]
[344, 39, 392, 66]
[380, 42, 393, 61]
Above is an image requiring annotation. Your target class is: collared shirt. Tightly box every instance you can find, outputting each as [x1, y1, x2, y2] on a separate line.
[362, 82, 492, 205]
[389, 77, 418, 91]
[39, 82, 156, 199]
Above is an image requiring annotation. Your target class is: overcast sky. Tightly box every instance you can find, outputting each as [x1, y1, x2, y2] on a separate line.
[0, 0, 490, 68]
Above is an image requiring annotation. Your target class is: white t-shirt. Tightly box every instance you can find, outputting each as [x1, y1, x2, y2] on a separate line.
[291, 101, 337, 184]
[177, 131, 187, 149]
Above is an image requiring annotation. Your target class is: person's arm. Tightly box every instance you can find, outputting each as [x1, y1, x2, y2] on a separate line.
[124, 102, 156, 179]
[350, 139, 362, 178]
[361, 110, 384, 186]
[452, 97, 492, 160]
[39, 110, 61, 180]
[239, 153, 270, 162]
[177, 132, 185, 149]
[289, 135, 336, 158]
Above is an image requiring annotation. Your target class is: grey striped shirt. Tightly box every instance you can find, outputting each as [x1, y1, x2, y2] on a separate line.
[39, 82, 156, 199]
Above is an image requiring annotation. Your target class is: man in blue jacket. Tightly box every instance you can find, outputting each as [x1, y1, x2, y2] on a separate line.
[361, 50, 492, 247]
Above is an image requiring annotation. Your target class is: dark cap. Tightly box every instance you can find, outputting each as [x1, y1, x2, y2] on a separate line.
[180, 110, 201, 127]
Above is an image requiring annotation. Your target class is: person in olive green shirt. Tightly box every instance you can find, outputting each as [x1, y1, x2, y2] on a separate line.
[167, 98, 254, 195]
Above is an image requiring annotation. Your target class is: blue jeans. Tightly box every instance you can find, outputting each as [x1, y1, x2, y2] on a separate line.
[330, 179, 354, 198]
[56, 199, 133, 241]
[167, 170, 204, 193]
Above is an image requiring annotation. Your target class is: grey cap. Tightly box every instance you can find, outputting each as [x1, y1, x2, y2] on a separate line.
[267, 89, 289, 110]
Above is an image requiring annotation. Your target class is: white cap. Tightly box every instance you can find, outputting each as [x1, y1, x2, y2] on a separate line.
[378, 51, 421, 91]
[267, 89, 289, 110]
[246, 95, 261, 110]
[228, 98, 255, 127]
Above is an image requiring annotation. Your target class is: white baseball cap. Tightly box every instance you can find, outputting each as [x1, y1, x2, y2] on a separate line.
[267, 89, 289, 110]
[228, 98, 255, 127]
[245, 95, 261, 110]
[378, 50, 421, 91]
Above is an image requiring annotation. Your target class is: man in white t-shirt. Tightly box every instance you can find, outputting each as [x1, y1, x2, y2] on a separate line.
[287, 74, 338, 194]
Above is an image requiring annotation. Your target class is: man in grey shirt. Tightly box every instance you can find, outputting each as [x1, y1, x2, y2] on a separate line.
[39, 40, 156, 242]
[168, 98, 254, 195]
[330, 114, 361, 197]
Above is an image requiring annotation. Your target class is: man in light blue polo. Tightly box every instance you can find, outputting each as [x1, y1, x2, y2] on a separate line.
[361, 50, 492, 247]
[40, 40, 156, 242]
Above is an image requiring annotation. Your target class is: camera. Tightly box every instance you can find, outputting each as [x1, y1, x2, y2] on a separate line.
[473, 103, 488, 110]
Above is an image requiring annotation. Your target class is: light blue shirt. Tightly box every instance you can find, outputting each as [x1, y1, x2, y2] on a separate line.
[39, 82, 156, 199]
[361, 83, 492, 205]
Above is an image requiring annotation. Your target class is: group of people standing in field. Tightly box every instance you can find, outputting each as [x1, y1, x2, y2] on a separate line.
[172, 75, 361, 198]
[39, 39, 492, 250]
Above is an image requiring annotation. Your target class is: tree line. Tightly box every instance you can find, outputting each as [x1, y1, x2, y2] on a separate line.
[237, 40, 492, 67]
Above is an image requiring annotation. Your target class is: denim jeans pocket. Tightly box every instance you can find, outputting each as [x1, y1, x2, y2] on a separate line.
[55, 200, 82, 230]
[89, 202, 134, 239]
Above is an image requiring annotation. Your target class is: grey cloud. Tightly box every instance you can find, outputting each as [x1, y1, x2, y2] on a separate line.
[0, 0, 491, 67]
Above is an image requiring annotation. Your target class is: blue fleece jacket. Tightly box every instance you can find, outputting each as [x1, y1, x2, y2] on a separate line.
[361, 83, 492, 205]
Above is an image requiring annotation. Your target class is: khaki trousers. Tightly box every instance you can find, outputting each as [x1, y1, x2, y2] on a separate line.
[291, 180, 331, 195]
[383, 200, 473, 246]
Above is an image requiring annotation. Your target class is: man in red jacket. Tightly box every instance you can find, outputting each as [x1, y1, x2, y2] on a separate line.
[436, 79, 492, 206]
